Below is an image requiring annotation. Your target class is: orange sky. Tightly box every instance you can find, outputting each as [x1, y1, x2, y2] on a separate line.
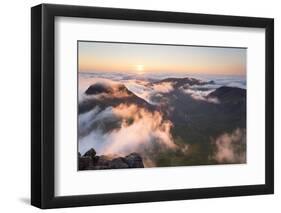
[79, 41, 246, 76]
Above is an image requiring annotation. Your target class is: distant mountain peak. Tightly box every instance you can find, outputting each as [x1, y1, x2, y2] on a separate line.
[85, 83, 113, 95]
[208, 86, 246, 102]
[158, 77, 214, 88]
[85, 83, 133, 96]
[80, 82, 153, 114]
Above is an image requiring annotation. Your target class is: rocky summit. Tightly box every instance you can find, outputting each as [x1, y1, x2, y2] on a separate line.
[78, 148, 144, 170]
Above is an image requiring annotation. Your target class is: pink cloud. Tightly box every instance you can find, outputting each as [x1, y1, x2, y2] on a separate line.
[212, 128, 246, 163]
[79, 104, 177, 167]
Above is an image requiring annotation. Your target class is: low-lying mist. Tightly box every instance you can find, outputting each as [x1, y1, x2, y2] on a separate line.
[79, 103, 177, 166]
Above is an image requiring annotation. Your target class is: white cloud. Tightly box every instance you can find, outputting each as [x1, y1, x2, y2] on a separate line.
[152, 82, 174, 93]
[180, 88, 219, 104]
[212, 128, 246, 163]
[190, 84, 220, 90]
[124, 80, 174, 105]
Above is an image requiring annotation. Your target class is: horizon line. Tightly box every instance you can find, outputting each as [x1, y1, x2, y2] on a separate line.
[79, 70, 246, 77]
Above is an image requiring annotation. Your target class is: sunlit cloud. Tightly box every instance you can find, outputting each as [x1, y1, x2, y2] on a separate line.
[79, 104, 177, 166]
[212, 128, 246, 163]
[124, 80, 174, 105]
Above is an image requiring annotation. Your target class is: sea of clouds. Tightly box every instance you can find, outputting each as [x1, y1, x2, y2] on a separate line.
[78, 72, 246, 166]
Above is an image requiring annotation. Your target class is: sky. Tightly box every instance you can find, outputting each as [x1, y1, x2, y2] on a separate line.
[78, 41, 246, 76]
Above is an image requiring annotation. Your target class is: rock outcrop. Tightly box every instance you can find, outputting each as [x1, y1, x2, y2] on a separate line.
[78, 148, 144, 170]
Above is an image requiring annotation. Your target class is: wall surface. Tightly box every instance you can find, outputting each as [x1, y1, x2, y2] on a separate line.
[0, 0, 279, 212]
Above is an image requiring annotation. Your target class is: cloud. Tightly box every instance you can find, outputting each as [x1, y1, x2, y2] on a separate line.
[79, 77, 172, 105]
[152, 82, 174, 93]
[79, 77, 117, 102]
[225, 81, 246, 89]
[124, 80, 174, 105]
[78, 106, 119, 138]
[190, 84, 220, 90]
[212, 128, 246, 164]
[79, 129, 109, 157]
[79, 106, 101, 136]
[78, 103, 177, 166]
[210, 77, 246, 89]
[180, 88, 219, 104]
[123, 80, 152, 103]
[79, 77, 136, 104]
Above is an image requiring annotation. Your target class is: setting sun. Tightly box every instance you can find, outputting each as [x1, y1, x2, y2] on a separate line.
[136, 64, 144, 74]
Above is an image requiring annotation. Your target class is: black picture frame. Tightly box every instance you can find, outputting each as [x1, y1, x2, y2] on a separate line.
[31, 3, 274, 209]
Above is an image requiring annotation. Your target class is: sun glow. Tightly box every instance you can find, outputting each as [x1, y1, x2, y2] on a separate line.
[136, 64, 144, 75]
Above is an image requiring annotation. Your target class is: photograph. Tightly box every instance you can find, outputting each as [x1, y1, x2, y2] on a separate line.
[29, 2, 274, 209]
[78, 41, 247, 170]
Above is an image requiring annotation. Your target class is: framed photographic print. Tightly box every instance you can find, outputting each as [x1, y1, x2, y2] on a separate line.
[31, 3, 274, 209]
